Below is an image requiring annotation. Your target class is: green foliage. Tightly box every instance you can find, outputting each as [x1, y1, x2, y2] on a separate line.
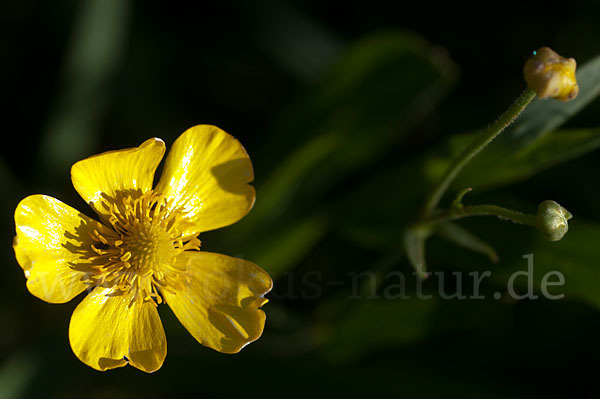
[320, 297, 512, 363]
[233, 31, 457, 273]
[455, 127, 600, 189]
[0, 352, 39, 399]
[320, 297, 436, 362]
[39, 0, 133, 173]
[492, 220, 600, 309]
[403, 227, 429, 279]
[435, 222, 499, 263]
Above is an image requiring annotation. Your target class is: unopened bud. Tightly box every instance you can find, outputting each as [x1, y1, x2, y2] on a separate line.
[524, 47, 579, 101]
[537, 200, 572, 241]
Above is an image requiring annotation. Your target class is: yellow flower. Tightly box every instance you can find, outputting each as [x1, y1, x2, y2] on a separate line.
[13, 125, 273, 373]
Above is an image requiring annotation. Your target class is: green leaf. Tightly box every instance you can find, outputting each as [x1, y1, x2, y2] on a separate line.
[246, 214, 329, 278]
[233, 30, 456, 274]
[456, 127, 600, 189]
[0, 351, 39, 399]
[39, 0, 133, 173]
[403, 227, 429, 279]
[253, 30, 456, 220]
[492, 220, 600, 309]
[243, 132, 342, 230]
[319, 296, 512, 363]
[335, 159, 431, 249]
[436, 222, 499, 263]
[241, 0, 342, 81]
[319, 297, 436, 362]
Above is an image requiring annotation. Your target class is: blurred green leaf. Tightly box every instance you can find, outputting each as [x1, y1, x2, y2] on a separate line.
[428, 212, 600, 309]
[319, 297, 511, 363]
[319, 297, 435, 362]
[0, 351, 39, 399]
[39, 0, 132, 173]
[253, 30, 456, 216]
[335, 159, 431, 249]
[436, 222, 499, 263]
[403, 227, 428, 279]
[245, 132, 342, 228]
[492, 220, 600, 309]
[244, 0, 343, 81]
[247, 214, 328, 278]
[234, 30, 456, 273]
[455, 127, 600, 189]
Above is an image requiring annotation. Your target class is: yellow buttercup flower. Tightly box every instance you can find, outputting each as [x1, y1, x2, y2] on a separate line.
[13, 125, 273, 373]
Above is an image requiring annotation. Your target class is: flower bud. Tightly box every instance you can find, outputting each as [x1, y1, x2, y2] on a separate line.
[537, 200, 572, 241]
[524, 47, 579, 101]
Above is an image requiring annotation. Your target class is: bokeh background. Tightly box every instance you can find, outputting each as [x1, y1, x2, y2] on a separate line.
[2, 1, 600, 397]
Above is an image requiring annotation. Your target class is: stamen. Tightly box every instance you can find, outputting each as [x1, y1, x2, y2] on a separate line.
[109, 215, 119, 226]
[76, 190, 200, 306]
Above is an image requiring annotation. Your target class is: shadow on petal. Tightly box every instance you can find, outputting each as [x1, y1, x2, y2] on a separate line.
[97, 357, 127, 371]
[207, 304, 266, 353]
[210, 158, 255, 195]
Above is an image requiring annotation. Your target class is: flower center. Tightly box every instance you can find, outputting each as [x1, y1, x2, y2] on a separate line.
[125, 222, 176, 271]
[78, 190, 201, 305]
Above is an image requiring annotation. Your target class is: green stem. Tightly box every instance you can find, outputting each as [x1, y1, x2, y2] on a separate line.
[417, 204, 539, 231]
[422, 89, 536, 216]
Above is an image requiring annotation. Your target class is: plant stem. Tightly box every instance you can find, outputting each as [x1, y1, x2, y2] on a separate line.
[422, 89, 537, 216]
[417, 204, 539, 231]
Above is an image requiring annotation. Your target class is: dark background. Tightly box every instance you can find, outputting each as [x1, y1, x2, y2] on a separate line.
[2, 1, 600, 397]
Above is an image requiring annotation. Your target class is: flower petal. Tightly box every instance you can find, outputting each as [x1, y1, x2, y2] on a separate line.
[162, 251, 272, 353]
[71, 137, 166, 217]
[14, 195, 95, 303]
[69, 287, 167, 372]
[155, 125, 255, 235]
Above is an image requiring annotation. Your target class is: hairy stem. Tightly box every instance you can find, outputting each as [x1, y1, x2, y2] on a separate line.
[417, 204, 539, 231]
[422, 89, 536, 216]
